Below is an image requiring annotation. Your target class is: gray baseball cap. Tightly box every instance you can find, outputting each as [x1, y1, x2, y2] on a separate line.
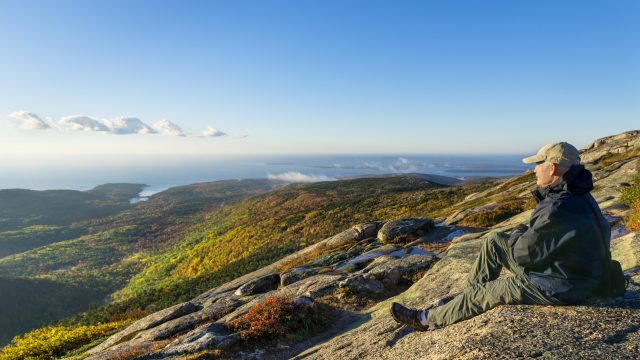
[522, 142, 580, 166]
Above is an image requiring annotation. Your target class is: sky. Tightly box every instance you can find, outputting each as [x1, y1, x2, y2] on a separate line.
[0, 0, 638, 157]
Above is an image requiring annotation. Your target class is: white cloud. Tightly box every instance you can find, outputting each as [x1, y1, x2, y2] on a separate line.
[8, 111, 50, 130]
[59, 115, 109, 131]
[391, 157, 417, 172]
[106, 116, 157, 135]
[153, 119, 186, 136]
[8, 111, 237, 139]
[355, 157, 417, 173]
[267, 172, 334, 183]
[201, 126, 227, 137]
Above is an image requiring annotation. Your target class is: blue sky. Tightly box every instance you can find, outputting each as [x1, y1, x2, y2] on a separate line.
[0, 0, 638, 156]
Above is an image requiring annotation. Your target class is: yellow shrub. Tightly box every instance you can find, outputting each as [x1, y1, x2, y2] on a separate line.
[620, 177, 640, 232]
[625, 207, 640, 232]
[0, 322, 126, 360]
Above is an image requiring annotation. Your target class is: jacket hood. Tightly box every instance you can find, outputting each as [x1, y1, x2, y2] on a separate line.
[532, 164, 594, 201]
[554, 164, 594, 195]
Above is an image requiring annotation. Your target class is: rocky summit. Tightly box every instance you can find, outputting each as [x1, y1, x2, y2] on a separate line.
[82, 130, 640, 360]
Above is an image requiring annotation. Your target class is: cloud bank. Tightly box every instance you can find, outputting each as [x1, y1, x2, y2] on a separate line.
[153, 119, 185, 136]
[59, 115, 110, 131]
[8, 111, 50, 130]
[312, 157, 418, 173]
[267, 172, 334, 183]
[6, 111, 234, 138]
[358, 157, 417, 173]
[201, 126, 227, 137]
[106, 117, 157, 135]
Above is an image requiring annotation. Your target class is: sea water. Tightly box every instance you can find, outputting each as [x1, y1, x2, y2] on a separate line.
[0, 154, 530, 194]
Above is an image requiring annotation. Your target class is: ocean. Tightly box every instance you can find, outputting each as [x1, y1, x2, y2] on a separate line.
[0, 154, 531, 195]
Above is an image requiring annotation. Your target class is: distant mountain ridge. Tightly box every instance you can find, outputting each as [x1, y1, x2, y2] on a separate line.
[0, 179, 286, 346]
[340, 172, 464, 186]
[0, 184, 146, 258]
[0, 183, 145, 231]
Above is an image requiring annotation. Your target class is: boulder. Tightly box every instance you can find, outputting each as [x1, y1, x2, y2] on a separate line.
[304, 249, 353, 268]
[330, 245, 399, 273]
[353, 221, 385, 239]
[377, 218, 435, 244]
[361, 244, 400, 256]
[84, 340, 164, 360]
[324, 228, 361, 248]
[85, 301, 198, 355]
[581, 130, 640, 163]
[363, 253, 436, 286]
[334, 262, 365, 273]
[201, 297, 244, 321]
[234, 273, 280, 296]
[131, 311, 202, 343]
[611, 232, 640, 273]
[289, 273, 346, 299]
[192, 289, 235, 306]
[199, 290, 236, 309]
[155, 322, 238, 356]
[338, 274, 386, 296]
[280, 267, 317, 286]
[363, 241, 382, 251]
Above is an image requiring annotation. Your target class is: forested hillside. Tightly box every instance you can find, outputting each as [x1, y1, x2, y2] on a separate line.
[0, 184, 143, 257]
[0, 179, 284, 346]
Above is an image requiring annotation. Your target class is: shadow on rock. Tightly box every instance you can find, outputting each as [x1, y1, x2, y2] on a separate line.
[385, 324, 415, 348]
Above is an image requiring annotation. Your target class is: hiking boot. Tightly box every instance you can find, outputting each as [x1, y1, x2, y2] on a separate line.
[390, 302, 429, 331]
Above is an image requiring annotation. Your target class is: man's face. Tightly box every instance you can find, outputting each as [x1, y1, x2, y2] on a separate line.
[534, 161, 557, 187]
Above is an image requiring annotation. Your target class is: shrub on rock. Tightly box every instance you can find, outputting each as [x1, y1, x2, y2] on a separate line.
[227, 295, 318, 341]
[0, 322, 126, 360]
[621, 176, 640, 231]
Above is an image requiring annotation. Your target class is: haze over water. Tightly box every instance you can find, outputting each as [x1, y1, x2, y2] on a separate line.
[0, 154, 530, 194]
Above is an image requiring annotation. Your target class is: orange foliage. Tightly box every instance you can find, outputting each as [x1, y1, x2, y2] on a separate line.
[227, 295, 315, 341]
[625, 206, 640, 232]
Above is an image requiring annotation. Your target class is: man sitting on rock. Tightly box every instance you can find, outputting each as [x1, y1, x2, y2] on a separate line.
[391, 142, 610, 330]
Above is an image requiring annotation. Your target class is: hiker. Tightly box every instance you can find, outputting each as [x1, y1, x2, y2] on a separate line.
[391, 142, 611, 330]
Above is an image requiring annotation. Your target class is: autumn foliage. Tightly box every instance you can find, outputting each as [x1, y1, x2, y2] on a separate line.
[227, 295, 317, 341]
[620, 176, 640, 231]
[0, 322, 126, 360]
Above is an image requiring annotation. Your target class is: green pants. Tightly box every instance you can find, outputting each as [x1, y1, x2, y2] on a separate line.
[426, 231, 560, 329]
